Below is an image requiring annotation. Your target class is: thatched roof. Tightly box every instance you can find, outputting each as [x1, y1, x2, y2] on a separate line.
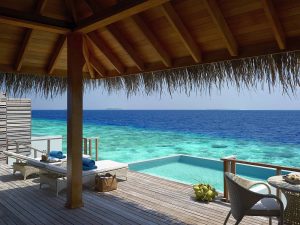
[0, 0, 300, 96]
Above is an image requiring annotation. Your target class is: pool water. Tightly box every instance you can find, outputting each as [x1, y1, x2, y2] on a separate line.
[130, 155, 289, 192]
[133, 161, 224, 190]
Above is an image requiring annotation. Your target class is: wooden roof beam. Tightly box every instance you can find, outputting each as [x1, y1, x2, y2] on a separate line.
[107, 25, 145, 71]
[47, 35, 67, 74]
[160, 2, 201, 63]
[203, 0, 238, 56]
[75, 0, 169, 33]
[87, 32, 125, 74]
[15, 0, 48, 71]
[132, 15, 171, 67]
[262, 0, 286, 50]
[0, 7, 71, 34]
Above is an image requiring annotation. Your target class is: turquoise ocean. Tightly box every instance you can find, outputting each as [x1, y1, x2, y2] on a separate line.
[32, 110, 300, 168]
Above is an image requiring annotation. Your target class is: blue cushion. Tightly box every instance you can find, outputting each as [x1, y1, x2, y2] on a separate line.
[49, 151, 66, 159]
[82, 158, 95, 167]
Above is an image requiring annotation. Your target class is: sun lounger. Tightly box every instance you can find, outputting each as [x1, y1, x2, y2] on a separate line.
[27, 158, 128, 196]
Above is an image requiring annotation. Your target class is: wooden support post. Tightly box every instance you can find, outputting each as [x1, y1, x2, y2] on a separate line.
[276, 168, 282, 199]
[65, 32, 84, 209]
[95, 138, 99, 161]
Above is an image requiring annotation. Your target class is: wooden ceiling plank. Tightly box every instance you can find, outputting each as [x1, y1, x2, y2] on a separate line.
[132, 15, 171, 67]
[15, 0, 48, 71]
[2, 35, 300, 79]
[87, 32, 125, 74]
[65, 0, 78, 24]
[107, 24, 144, 71]
[47, 35, 67, 74]
[75, 0, 169, 33]
[262, 0, 286, 50]
[160, 2, 201, 63]
[203, 0, 238, 56]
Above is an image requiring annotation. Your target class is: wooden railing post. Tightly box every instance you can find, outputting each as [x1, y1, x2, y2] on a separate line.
[276, 168, 282, 199]
[83, 138, 87, 155]
[222, 155, 236, 202]
[88, 139, 92, 157]
[231, 160, 236, 175]
[47, 139, 51, 154]
[95, 138, 99, 161]
[34, 149, 37, 158]
[223, 159, 230, 201]
[16, 142, 20, 163]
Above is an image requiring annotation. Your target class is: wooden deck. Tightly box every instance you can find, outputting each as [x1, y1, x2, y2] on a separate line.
[0, 164, 272, 225]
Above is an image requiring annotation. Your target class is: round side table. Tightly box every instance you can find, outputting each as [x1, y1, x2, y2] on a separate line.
[268, 175, 300, 225]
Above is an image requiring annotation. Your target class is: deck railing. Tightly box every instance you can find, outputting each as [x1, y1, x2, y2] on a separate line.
[6, 136, 100, 161]
[221, 156, 300, 202]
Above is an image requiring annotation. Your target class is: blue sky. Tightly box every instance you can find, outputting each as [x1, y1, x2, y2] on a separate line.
[28, 84, 300, 110]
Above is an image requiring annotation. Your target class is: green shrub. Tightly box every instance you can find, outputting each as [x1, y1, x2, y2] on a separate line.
[193, 184, 218, 202]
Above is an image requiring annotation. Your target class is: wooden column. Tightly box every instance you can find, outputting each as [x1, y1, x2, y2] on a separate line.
[65, 32, 84, 209]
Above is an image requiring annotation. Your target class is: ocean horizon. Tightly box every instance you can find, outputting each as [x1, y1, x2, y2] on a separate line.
[32, 110, 300, 167]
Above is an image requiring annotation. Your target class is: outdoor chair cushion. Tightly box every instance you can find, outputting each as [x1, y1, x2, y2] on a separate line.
[246, 198, 281, 216]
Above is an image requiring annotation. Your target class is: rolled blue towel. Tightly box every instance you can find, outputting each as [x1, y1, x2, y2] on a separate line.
[82, 158, 95, 167]
[83, 165, 97, 171]
[49, 150, 66, 159]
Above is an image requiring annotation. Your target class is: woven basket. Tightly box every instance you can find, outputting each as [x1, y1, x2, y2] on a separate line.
[95, 173, 117, 192]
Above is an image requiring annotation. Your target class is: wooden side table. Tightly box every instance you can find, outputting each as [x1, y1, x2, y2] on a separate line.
[268, 175, 300, 225]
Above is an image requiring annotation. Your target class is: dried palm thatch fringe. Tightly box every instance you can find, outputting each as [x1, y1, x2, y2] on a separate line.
[0, 51, 299, 98]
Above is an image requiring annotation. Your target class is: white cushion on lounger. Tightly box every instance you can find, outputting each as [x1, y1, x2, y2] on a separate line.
[82, 160, 128, 176]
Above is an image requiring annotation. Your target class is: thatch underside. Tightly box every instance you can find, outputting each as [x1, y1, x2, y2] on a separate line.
[1, 51, 299, 98]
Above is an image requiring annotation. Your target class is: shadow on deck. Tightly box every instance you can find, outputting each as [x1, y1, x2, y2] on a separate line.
[0, 164, 271, 225]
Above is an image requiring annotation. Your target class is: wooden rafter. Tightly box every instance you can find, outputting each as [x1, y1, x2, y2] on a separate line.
[262, 0, 286, 49]
[0, 7, 72, 34]
[84, 0, 101, 13]
[83, 36, 95, 78]
[75, 0, 169, 33]
[65, 0, 78, 24]
[15, 0, 48, 71]
[107, 25, 144, 71]
[84, 0, 144, 71]
[47, 35, 67, 74]
[15, 30, 33, 71]
[87, 32, 125, 74]
[160, 2, 201, 63]
[90, 55, 106, 77]
[132, 15, 171, 67]
[203, 0, 238, 56]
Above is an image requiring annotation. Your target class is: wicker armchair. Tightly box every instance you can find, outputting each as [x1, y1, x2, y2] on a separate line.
[224, 172, 284, 225]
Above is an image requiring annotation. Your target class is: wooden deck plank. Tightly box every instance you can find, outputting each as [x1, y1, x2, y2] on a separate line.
[0, 164, 272, 225]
